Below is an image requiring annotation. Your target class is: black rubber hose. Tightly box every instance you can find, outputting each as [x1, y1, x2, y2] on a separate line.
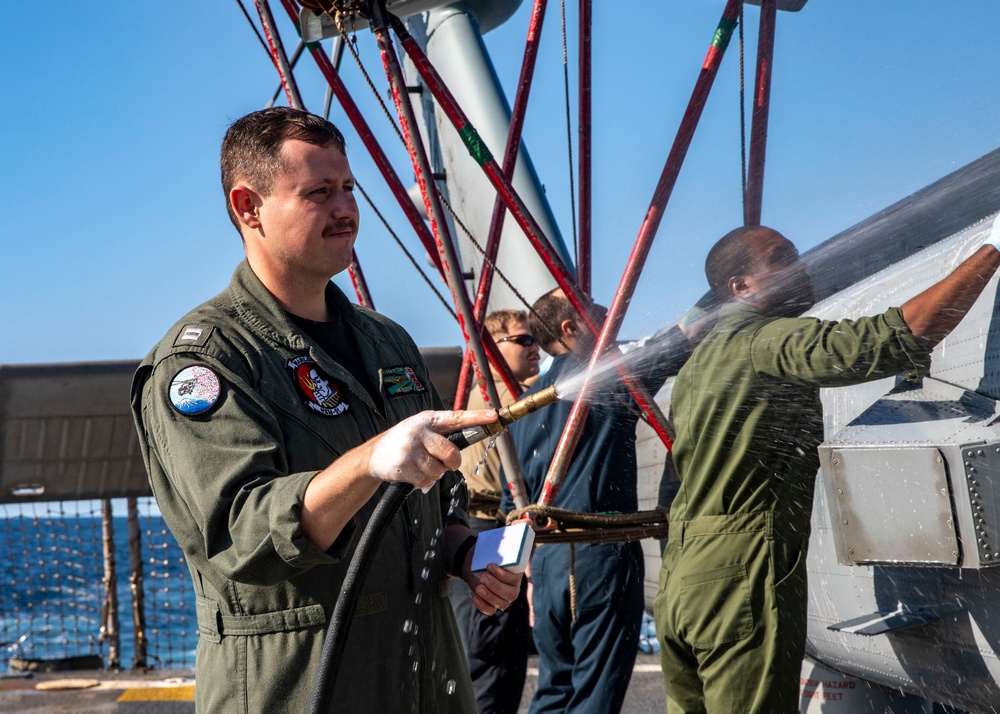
[308, 481, 414, 714]
[309, 431, 474, 711]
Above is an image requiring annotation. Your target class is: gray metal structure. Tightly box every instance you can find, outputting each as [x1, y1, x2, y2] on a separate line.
[398, 1, 571, 310]
[0, 348, 462, 503]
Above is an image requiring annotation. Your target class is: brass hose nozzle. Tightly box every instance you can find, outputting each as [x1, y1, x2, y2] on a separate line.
[447, 385, 560, 450]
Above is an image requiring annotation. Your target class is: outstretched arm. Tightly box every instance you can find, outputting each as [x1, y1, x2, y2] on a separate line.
[301, 409, 497, 550]
[901, 240, 1000, 347]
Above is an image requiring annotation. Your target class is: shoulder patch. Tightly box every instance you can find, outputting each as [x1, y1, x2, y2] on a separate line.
[173, 324, 214, 348]
[382, 365, 427, 398]
[287, 355, 350, 417]
[169, 365, 221, 416]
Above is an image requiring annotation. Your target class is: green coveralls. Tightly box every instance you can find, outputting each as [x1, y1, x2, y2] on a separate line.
[130, 262, 476, 713]
[654, 303, 931, 714]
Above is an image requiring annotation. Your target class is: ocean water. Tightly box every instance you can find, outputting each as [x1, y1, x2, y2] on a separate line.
[0, 512, 197, 671]
[1, 509, 660, 673]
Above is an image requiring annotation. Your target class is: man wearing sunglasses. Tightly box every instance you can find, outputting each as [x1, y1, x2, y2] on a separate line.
[450, 308, 540, 714]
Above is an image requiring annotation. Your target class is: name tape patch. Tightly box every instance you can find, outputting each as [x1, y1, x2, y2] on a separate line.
[382, 365, 427, 398]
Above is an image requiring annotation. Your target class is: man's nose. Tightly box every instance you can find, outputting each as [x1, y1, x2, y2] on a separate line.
[331, 192, 358, 220]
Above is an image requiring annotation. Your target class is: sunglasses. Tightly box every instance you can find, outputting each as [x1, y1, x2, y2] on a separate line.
[495, 333, 537, 347]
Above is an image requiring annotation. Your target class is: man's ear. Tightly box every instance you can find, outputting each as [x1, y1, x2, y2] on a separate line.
[729, 275, 753, 302]
[230, 185, 262, 230]
[559, 318, 577, 338]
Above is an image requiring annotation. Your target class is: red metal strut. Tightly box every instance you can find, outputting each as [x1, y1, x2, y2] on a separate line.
[347, 250, 374, 309]
[539, 0, 743, 508]
[254, 0, 305, 109]
[389, 15, 675, 455]
[454, 0, 550, 408]
[368, 0, 530, 509]
[577, 0, 593, 296]
[744, 0, 777, 227]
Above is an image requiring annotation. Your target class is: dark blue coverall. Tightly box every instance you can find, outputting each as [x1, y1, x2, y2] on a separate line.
[500, 327, 690, 713]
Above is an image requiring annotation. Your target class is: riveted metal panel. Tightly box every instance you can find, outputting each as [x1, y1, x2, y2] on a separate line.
[820, 377, 1000, 568]
[825, 446, 958, 566]
[961, 444, 1000, 565]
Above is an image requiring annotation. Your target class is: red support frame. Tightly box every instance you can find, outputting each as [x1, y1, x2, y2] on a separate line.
[254, 0, 305, 109]
[389, 16, 674, 456]
[538, 0, 743, 508]
[265, 1, 757, 513]
[744, 0, 777, 227]
[454, 0, 549, 408]
[367, 3, 531, 509]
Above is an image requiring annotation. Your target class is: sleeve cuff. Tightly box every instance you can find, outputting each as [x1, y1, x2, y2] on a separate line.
[269, 470, 357, 568]
[883, 306, 933, 380]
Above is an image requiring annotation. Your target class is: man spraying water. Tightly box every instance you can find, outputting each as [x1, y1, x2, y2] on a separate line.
[656, 223, 1000, 713]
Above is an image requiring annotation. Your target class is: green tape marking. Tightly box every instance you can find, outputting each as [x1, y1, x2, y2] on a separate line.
[459, 124, 493, 165]
[712, 16, 737, 52]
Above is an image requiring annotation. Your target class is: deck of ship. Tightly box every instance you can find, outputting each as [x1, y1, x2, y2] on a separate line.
[0, 654, 668, 713]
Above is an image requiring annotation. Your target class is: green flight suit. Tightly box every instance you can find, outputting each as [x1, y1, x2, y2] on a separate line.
[654, 303, 931, 713]
[131, 261, 475, 713]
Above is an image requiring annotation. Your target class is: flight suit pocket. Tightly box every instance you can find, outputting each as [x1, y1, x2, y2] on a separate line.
[679, 562, 753, 649]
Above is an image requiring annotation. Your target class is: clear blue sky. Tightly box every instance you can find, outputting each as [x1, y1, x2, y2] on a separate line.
[3, 2, 999, 365]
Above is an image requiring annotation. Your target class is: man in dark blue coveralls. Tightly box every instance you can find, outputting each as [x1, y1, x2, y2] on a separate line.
[500, 287, 693, 713]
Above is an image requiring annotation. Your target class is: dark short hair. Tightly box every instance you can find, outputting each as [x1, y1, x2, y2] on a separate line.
[705, 225, 762, 301]
[220, 107, 347, 230]
[529, 289, 575, 353]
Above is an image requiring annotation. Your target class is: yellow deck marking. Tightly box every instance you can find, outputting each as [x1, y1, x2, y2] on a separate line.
[117, 685, 196, 701]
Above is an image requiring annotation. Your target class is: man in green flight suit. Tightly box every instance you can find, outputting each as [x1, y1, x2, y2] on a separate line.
[130, 107, 522, 713]
[655, 223, 1000, 713]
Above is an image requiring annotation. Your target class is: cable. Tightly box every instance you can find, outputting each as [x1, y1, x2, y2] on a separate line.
[235, 0, 270, 58]
[560, 0, 579, 260]
[355, 182, 459, 322]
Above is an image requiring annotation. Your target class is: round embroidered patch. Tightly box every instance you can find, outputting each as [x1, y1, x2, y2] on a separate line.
[169, 365, 221, 416]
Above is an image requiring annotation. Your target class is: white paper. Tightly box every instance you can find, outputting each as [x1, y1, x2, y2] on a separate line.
[471, 522, 534, 573]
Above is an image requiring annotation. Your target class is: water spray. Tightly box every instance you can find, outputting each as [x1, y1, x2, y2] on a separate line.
[446, 384, 561, 450]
